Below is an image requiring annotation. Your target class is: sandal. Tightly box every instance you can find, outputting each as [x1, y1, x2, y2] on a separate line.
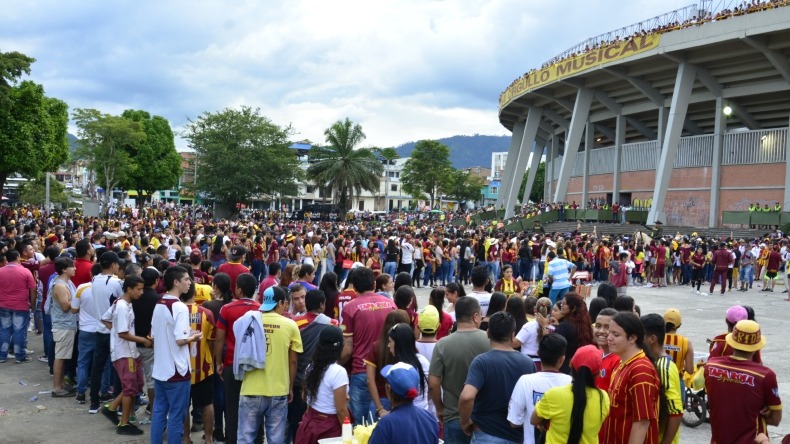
[52, 389, 77, 398]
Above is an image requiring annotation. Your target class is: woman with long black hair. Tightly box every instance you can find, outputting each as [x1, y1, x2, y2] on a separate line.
[532, 344, 610, 443]
[318, 272, 340, 319]
[385, 323, 431, 412]
[209, 231, 227, 268]
[295, 326, 350, 444]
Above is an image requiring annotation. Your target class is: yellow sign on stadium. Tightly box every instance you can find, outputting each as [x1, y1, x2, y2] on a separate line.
[499, 34, 662, 109]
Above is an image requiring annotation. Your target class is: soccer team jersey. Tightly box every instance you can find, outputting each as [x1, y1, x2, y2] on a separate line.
[595, 352, 621, 392]
[663, 333, 690, 375]
[656, 355, 683, 444]
[187, 303, 215, 384]
[705, 356, 782, 444]
[601, 350, 660, 444]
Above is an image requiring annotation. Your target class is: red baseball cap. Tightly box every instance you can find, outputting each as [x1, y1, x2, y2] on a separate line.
[570, 345, 603, 374]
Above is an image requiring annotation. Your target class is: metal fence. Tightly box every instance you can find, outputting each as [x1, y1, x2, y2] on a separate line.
[549, 127, 787, 179]
[722, 128, 787, 165]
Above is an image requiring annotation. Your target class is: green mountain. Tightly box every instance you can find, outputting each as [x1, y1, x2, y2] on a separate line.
[67, 133, 78, 152]
[394, 134, 510, 169]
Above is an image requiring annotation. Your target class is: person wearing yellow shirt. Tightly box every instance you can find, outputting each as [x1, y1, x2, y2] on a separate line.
[532, 345, 610, 444]
[238, 286, 303, 444]
[642, 314, 683, 444]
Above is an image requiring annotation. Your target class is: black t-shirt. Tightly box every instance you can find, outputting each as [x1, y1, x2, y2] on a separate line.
[131, 288, 161, 347]
[554, 321, 579, 374]
[476, 241, 487, 261]
[733, 248, 742, 268]
[518, 245, 532, 260]
[385, 246, 399, 263]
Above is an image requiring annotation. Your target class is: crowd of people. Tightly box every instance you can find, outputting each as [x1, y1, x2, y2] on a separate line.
[0, 202, 786, 443]
[500, 0, 790, 103]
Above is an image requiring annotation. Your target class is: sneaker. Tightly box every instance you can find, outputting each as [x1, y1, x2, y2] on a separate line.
[15, 356, 32, 363]
[696, 290, 700, 295]
[64, 376, 76, 387]
[99, 392, 114, 402]
[88, 403, 100, 414]
[38, 355, 48, 363]
[213, 429, 226, 442]
[116, 423, 144, 436]
[25, 348, 35, 355]
[0, 358, 6, 363]
[76, 393, 86, 404]
[138, 418, 152, 425]
[101, 405, 119, 425]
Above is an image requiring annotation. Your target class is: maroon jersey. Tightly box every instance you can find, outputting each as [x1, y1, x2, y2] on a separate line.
[705, 356, 781, 444]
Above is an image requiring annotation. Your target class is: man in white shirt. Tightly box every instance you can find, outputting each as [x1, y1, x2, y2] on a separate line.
[399, 235, 415, 275]
[86, 252, 124, 413]
[150, 266, 202, 444]
[508, 334, 572, 444]
[469, 265, 492, 316]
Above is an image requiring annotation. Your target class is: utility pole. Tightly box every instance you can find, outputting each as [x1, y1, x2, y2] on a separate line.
[45, 172, 51, 211]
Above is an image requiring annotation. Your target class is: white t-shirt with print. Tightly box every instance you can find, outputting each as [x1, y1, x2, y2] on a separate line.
[515, 321, 540, 359]
[508, 371, 573, 444]
[110, 299, 140, 361]
[151, 295, 191, 381]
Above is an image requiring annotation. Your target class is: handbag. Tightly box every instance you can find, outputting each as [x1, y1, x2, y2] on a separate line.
[342, 259, 354, 269]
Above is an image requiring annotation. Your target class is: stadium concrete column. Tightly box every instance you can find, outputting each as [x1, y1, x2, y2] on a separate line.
[657, 107, 670, 148]
[709, 97, 724, 227]
[496, 119, 526, 209]
[785, 113, 790, 212]
[613, 114, 625, 205]
[553, 88, 594, 203]
[522, 142, 545, 205]
[504, 108, 542, 219]
[581, 121, 593, 207]
[647, 63, 697, 225]
[546, 134, 558, 201]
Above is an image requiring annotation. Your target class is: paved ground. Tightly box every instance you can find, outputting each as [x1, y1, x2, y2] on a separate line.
[1, 282, 788, 443]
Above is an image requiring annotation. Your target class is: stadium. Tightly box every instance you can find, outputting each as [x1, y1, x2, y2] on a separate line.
[496, 1, 790, 228]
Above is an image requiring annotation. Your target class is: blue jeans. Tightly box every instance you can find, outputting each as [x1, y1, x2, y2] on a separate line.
[444, 419, 471, 444]
[440, 261, 451, 285]
[42, 313, 54, 372]
[213, 373, 226, 437]
[237, 395, 288, 444]
[450, 259, 457, 283]
[548, 286, 570, 305]
[349, 372, 372, 426]
[518, 259, 532, 281]
[151, 379, 191, 444]
[0, 308, 30, 361]
[383, 261, 398, 278]
[423, 262, 433, 286]
[487, 261, 501, 282]
[251, 259, 264, 282]
[471, 428, 519, 444]
[742, 265, 754, 285]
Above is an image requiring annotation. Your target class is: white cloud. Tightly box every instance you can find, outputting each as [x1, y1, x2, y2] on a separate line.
[2, 0, 694, 147]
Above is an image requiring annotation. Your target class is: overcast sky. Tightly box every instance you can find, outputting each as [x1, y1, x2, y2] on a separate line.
[2, 0, 693, 149]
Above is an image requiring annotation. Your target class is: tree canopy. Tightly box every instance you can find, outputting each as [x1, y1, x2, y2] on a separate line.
[307, 118, 383, 214]
[0, 80, 69, 197]
[444, 169, 484, 208]
[182, 106, 300, 212]
[18, 176, 70, 207]
[0, 51, 35, 110]
[401, 139, 452, 207]
[517, 161, 546, 203]
[119, 109, 181, 204]
[72, 108, 146, 207]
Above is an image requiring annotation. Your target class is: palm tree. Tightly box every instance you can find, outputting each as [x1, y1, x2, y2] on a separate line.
[307, 118, 383, 214]
[376, 147, 399, 212]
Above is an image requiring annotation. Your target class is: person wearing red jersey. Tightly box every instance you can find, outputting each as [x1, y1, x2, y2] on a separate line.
[597, 240, 612, 283]
[705, 320, 782, 443]
[189, 250, 209, 285]
[679, 239, 692, 286]
[334, 268, 359, 324]
[593, 308, 620, 392]
[601, 312, 660, 444]
[256, 262, 280, 303]
[690, 246, 705, 294]
[710, 242, 734, 295]
[709, 305, 762, 364]
[216, 246, 251, 295]
[761, 246, 783, 293]
[72, 239, 95, 287]
[340, 267, 397, 425]
[653, 241, 667, 288]
[212, 274, 260, 444]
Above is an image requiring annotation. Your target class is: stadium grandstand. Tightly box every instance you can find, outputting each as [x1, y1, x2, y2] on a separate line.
[497, 0, 790, 228]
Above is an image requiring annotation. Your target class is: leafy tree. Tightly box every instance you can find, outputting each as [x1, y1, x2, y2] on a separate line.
[0, 81, 69, 197]
[119, 110, 181, 206]
[517, 161, 546, 203]
[72, 108, 146, 207]
[182, 106, 300, 213]
[18, 176, 70, 207]
[307, 118, 383, 214]
[444, 169, 484, 208]
[401, 140, 452, 207]
[0, 51, 35, 110]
